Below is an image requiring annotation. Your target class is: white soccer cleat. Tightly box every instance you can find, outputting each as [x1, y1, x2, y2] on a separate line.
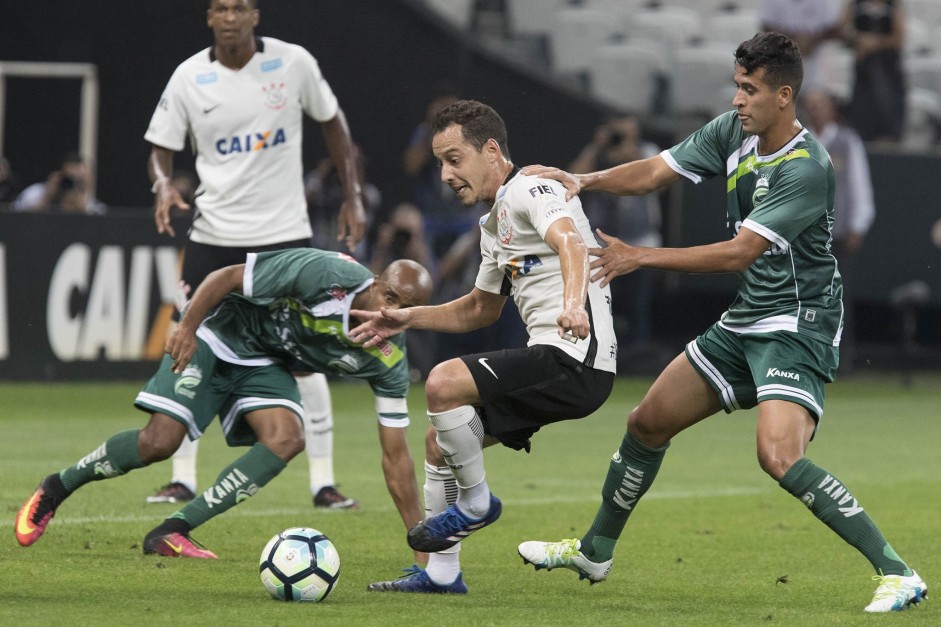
[864, 571, 928, 612]
[518, 538, 612, 584]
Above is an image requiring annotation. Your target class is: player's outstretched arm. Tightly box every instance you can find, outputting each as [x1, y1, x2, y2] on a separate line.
[166, 264, 244, 373]
[377, 422, 427, 566]
[524, 154, 680, 200]
[351, 289, 507, 347]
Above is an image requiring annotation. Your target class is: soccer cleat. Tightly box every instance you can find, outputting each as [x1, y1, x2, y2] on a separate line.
[518, 538, 612, 584]
[14, 475, 67, 547]
[864, 571, 927, 612]
[407, 493, 502, 552]
[313, 485, 359, 510]
[146, 481, 196, 504]
[367, 565, 468, 594]
[142, 531, 218, 559]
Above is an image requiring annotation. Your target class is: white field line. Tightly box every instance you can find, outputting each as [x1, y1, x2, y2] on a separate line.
[52, 486, 770, 526]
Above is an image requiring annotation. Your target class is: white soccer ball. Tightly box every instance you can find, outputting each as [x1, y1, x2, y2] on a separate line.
[259, 527, 340, 602]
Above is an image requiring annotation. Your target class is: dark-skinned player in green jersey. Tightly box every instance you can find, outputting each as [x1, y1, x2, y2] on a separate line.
[518, 31, 926, 614]
[15, 248, 432, 562]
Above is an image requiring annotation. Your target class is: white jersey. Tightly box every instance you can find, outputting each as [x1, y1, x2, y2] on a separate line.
[476, 170, 617, 374]
[144, 37, 339, 246]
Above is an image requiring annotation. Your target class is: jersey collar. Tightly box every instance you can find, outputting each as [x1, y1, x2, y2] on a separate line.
[209, 36, 265, 63]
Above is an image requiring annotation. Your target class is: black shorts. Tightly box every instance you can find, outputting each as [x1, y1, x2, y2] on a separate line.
[460, 344, 614, 452]
[175, 238, 310, 320]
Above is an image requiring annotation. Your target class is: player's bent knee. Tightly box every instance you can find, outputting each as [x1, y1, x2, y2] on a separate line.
[756, 449, 799, 481]
[138, 415, 186, 463]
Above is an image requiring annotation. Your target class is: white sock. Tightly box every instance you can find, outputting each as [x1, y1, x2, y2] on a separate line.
[423, 461, 462, 583]
[297, 373, 335, 495]
[428, 406, 491, 518]
[170, 436, 198, 493]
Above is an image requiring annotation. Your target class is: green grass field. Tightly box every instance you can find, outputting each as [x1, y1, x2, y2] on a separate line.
[1, 376, 938, 626]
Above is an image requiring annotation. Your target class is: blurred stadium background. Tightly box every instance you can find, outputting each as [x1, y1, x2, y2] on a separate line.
[0, 0, 939, 381]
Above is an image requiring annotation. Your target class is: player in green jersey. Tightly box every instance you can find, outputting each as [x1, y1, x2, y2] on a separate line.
[518, 32, 926, 613]
[15, 248, 432, 561]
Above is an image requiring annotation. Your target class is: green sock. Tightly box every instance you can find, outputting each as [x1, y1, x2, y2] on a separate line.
[171, 443, 286, 529]
[779, 457, 911, 576]
[580, 431, 669, 562]
[59, 430, 145, 492]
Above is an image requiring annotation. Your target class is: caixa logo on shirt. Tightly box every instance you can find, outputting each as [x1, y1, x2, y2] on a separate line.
[215, 128, 287, 154]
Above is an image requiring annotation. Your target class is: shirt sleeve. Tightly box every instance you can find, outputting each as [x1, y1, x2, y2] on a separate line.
[295, 46, 339, 122]
[144, 68, 190, 151]
[664, 112, 736, 183]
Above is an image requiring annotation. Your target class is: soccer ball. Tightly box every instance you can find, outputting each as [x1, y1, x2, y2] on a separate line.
[259, 527, 340, 602]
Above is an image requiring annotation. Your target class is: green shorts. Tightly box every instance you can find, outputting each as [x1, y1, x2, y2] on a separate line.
[135, 340, 303, 447]
[685, 323, 838, 422]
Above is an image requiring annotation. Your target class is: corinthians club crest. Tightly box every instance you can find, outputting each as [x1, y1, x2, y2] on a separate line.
[262, 82, 287, 110]
[497, 207, 513, 245]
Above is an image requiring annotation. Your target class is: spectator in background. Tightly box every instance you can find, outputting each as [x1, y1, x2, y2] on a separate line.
[402, 83, 477, 261]
[569, 115, 662, 355]
[842, 0, 906, 143]
[12, 152, 106, 215]
[759, 0, 844, 90]
[0, 156, 18, 205]
[305, 143, 381, 260]
[802, 88, 876, 373]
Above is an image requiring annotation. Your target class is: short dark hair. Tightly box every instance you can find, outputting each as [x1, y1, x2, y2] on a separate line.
[208, 0, 258, 9]
[432, 100, 511, 160]
[734, 31, 803, 98]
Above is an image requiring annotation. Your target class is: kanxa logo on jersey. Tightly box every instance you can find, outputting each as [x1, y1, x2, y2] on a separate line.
[215, 128, 287, 154]
[327, 284, 347, 301]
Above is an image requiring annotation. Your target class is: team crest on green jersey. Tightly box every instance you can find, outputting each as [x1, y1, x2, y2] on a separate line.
[752, 176, 770, 205]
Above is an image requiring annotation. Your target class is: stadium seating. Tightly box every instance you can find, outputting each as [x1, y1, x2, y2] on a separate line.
[907, 0, 941, 29]
[625, 7, 700, 50]
[903, 87, 941, 151]
[549, 8, 625, 74]
[702, 10, 760, 49]
[423, 0, 475, 29]
[906, 54, 941, 95]
[506, 0, 572, 37]
[672, 45, 737, 120]
[588, 41, 666, 114]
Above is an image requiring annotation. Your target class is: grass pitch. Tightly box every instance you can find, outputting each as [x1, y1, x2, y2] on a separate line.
[1, 375, 938, 626]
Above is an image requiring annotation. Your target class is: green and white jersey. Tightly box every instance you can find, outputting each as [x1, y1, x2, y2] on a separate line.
[663, 111, 843, 346]
[196, 248, 410, 426]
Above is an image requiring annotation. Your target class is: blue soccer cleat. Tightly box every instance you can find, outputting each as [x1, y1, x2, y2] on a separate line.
[407, 493, 502, 552]
[367, 565, 468, 594]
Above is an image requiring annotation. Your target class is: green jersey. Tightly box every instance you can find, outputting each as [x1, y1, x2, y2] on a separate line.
[196, 248, 410, 418]
[664, 111, 843, 346]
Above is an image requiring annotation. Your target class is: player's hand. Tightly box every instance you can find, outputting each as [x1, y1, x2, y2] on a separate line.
[588, 228, 640, 287]
[349, 307, 410, 347]
[520, 164, 582, 201]
[165, 323, 199, 374]
[557, 301, 589, 342]
[337, 194, 367, 252]
[153, 181, 191, 238]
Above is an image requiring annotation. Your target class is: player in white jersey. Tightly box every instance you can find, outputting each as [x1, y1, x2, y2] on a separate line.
[519, 32, 925, 613]
[144, 0, 367, 510]
[350, 100, 617, 594]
